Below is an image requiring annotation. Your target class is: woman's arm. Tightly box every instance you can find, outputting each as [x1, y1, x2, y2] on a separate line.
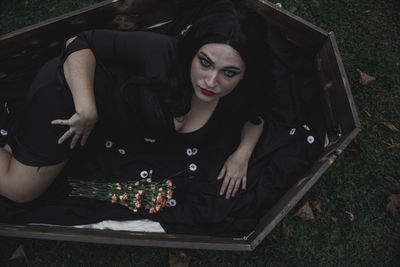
[51, 39, 98, 149]
[218, 118, 264, 199]
[51, 30, 177, 148]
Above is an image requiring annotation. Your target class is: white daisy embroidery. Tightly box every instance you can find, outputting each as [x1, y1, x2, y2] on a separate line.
[189, 163, 197, 171]
[289, 128, 296, 135]
[166, 199, 176, 207]
[140, 170, 148, 178]
[307, 136, 315, 144]
[105, 140, 113, 148]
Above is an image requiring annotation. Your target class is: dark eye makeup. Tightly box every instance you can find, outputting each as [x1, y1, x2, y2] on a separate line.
[198, 54, 240, 78]
[199, 56, 211, 67]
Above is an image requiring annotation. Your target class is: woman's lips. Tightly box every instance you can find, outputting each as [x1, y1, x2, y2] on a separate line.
[200, 88, 216, 96]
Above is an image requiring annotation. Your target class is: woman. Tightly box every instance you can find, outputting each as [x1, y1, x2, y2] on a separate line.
[0, 0, 323, 235]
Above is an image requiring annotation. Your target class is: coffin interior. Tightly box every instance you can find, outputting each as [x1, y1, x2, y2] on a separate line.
[0, 0, 360, 251]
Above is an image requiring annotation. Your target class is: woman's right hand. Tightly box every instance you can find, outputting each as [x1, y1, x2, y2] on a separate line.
[51, 110, 98, 149]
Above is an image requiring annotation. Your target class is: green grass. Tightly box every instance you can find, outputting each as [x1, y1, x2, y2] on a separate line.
[1, 0, 400, 266]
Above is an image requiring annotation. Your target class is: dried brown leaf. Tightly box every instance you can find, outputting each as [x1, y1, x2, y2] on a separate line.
[356, 68, 376, 85]
[169, 250, 191, 267]
[383, 139, 400, 151]
[383, 121, 399, 132]
[9, 245, 28, 264]
[282, 222, 293, 240]
[293, 201, 315, 221]
[362, 106, 372, 117]
[386, 194, 400, 217]
[311, 201, 322, 212]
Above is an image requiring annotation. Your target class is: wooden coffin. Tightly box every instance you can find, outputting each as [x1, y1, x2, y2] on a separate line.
[0, 0, 360, 251]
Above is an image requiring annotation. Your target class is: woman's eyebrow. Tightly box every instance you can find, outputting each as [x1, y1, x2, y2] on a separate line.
[199, 51, 242, 71]
[199, 51, 214, 64]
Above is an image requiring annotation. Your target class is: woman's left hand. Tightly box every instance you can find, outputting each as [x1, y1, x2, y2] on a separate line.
[51, 110, 98, 149]
[217, 150, 250, 199]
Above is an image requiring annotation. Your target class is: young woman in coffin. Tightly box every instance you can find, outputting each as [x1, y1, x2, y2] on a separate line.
[0, 0, 265, 203]
[0, 0, 320, 235]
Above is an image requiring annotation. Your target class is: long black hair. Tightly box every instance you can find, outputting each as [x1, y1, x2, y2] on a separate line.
[173, 0, 271, 122]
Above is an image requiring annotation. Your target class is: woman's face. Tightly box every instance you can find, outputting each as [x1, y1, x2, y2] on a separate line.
[190, 43, 246, 103]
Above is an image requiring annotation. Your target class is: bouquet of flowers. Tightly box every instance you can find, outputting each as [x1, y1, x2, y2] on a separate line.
[69, 170, 174, 214]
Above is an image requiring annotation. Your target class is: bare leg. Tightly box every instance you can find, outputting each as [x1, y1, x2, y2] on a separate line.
[0, 145, 67, 203]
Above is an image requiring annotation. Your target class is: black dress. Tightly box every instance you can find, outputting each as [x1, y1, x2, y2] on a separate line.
[0, 30, 325, 236]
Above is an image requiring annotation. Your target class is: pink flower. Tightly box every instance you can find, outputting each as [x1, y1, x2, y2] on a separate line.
[134, 181, 139, 186]
[156, 205, 161, 212]
[161, 198, 167, 208]
[149, 207, 156, 214]
[147, 178, 152, 183]
[121, 193, 129, 201]
[135, 193, 141, 200]
[133, 208, 138, 213]
[128, 186, 133, 191]
[111, 194, 118, 203]
[138, 190, 144, 195]
[167, 190, 173, 200]
[152, 198, 156, 203]
[167, 180, 173, 187]
[156, 193, 163, 203]
[116, 183, 122, 190]
[158, 187, 163, 192]
[135, 201, 141, 208]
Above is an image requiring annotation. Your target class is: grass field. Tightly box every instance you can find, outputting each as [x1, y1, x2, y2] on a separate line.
[1, 0, 399, 266]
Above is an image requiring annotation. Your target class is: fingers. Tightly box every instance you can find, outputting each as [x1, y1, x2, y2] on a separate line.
[219, 176, 229, 196]
[80, 134, 89, 146]
[51, 119, 69, 125]
[217, 165, 226, 180]
[58, 130, 73, 144]
[70, 133, 81, 149]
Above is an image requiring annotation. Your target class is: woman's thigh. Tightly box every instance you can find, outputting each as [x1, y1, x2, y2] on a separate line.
[0, 144, 67, 203]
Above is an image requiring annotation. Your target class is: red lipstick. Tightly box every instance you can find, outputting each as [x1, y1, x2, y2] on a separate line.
[201, 88, 216, 96]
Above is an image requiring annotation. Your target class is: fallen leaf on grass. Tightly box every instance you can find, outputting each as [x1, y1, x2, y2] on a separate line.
[331, 217, 338, 222]
[282, 222, 293, 239]
[362, 106, 372, 117]
[9, 245, 28, 264]
[169, 250, 191, 267]
[383, 139, 400, 151]
[386, 194, 400, 217]
[311, 201, 322, 212]
[356, 68, 376, 85]
[383, 121, 399, 132]
[293, 201, 315, 221]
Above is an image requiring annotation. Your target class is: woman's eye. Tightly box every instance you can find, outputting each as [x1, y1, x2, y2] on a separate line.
[199, 58, 210, 67]
[223, 70, 237, 78]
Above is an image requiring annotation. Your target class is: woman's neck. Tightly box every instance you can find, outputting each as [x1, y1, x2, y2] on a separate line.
[173, 93, 219, 133]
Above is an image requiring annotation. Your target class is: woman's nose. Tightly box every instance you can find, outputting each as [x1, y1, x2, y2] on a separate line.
[205, 71, 218, 88]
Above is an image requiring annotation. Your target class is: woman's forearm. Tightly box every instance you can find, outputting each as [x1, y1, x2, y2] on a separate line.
[63, 39, 97, 118]
[236, 118, 264, 159]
